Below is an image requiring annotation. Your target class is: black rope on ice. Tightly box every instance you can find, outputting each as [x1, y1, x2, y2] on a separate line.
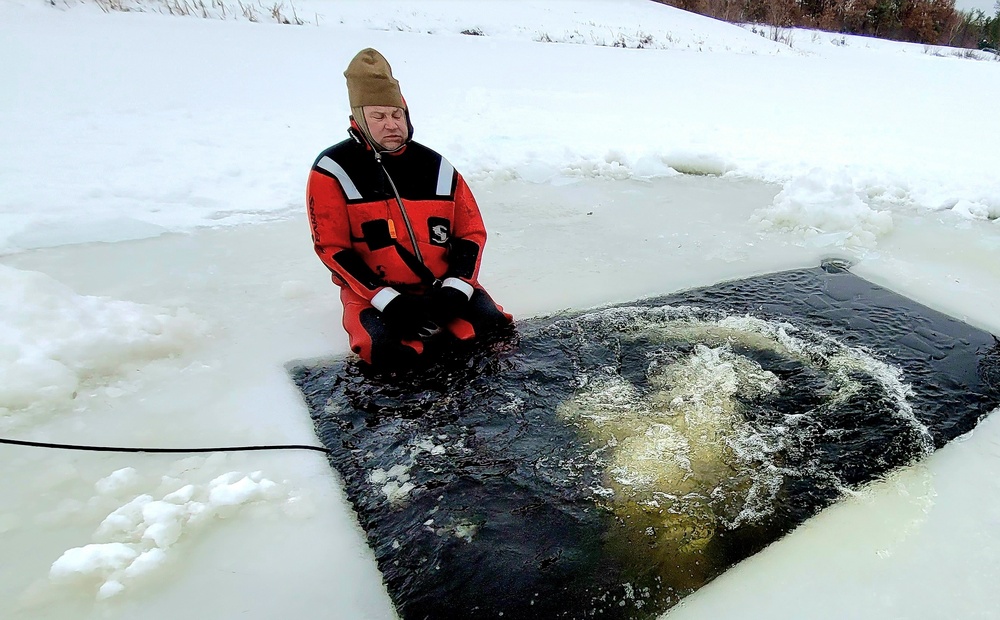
[0, 436, 330, 455]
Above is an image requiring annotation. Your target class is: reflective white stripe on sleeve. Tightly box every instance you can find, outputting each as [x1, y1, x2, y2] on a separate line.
[371, 287, 400, 312]
[436, 157, 455, 197]
[316, 156, 362, 200]
[442, 277, 474, 300]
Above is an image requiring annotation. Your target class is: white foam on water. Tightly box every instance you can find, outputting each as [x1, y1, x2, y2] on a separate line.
[369, 463, 416, 505]
[556, 304, 930, 533]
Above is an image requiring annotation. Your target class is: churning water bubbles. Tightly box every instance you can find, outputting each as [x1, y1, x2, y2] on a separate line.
[555, 305, 933, 567]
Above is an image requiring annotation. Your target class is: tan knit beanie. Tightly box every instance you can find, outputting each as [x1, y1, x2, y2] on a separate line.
[345, 48, 405, 109]
[345, 48, 407, 145]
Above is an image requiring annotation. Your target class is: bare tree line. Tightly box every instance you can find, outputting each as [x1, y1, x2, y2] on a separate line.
[653, 0, 1000, 48]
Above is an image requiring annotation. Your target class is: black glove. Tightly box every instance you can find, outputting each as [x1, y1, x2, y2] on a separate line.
[380, 293, 440, 340]
[430, 285, 470, 325]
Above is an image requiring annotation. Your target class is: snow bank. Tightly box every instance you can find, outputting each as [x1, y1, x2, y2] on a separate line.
[785, 24, 1000, 61]
[49, 467, 290, 599]
[0, 265, 204, 418]
[3, 0, 998, 257]
[951, 198, 1000, 222]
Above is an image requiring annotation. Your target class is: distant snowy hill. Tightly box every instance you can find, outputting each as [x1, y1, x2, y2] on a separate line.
[48, 0, 793, 54]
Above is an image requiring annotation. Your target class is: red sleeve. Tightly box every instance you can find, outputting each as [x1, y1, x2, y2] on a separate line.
[446, 173, 487, 285]
[306, 169, 386, 300]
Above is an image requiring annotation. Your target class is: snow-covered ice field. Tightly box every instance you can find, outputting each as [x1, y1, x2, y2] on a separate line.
[2, 0, 999, 618]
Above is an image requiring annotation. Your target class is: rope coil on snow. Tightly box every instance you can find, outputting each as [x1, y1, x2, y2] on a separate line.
[0, 436, 330, 454]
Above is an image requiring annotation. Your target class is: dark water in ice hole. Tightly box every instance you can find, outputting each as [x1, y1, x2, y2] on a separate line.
[291, 261, 1000, 620]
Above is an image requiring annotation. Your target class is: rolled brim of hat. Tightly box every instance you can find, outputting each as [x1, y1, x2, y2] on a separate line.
[344, 48, 405, 109]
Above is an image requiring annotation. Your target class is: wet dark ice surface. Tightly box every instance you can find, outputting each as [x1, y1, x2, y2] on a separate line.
[290, 262, 1000, 620]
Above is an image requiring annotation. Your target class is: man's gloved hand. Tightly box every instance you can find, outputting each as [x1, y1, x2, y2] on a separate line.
[380, 293, 440, 340]
[430, 285, 470, 325]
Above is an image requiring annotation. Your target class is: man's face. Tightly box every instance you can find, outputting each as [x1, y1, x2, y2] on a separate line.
[363, 105, 408, 150]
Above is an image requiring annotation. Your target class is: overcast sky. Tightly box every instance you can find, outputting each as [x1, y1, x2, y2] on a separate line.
[954, 0, 998, 14]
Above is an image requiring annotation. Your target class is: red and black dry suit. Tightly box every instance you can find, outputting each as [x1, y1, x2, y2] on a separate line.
[306, 125, 511, 365]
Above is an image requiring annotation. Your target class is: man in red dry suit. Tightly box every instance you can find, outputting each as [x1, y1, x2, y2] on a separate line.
[306, 48, 512, 368]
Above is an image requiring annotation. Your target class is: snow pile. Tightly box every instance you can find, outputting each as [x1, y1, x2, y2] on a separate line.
[752, 169, 894, 249]
[0, 264, 204, 417]
[951, 198, 1000, 222]
[49, 468, 289, 599]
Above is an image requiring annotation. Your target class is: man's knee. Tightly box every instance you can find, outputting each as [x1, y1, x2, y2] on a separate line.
[345, 291, 512, 367]
[466, 288, 513, 333]
[353, 307, 426, 368]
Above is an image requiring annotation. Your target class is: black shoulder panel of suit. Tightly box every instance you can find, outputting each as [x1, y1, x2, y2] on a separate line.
[313, 140, 456, 204]
[311, 139, 355, 169]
